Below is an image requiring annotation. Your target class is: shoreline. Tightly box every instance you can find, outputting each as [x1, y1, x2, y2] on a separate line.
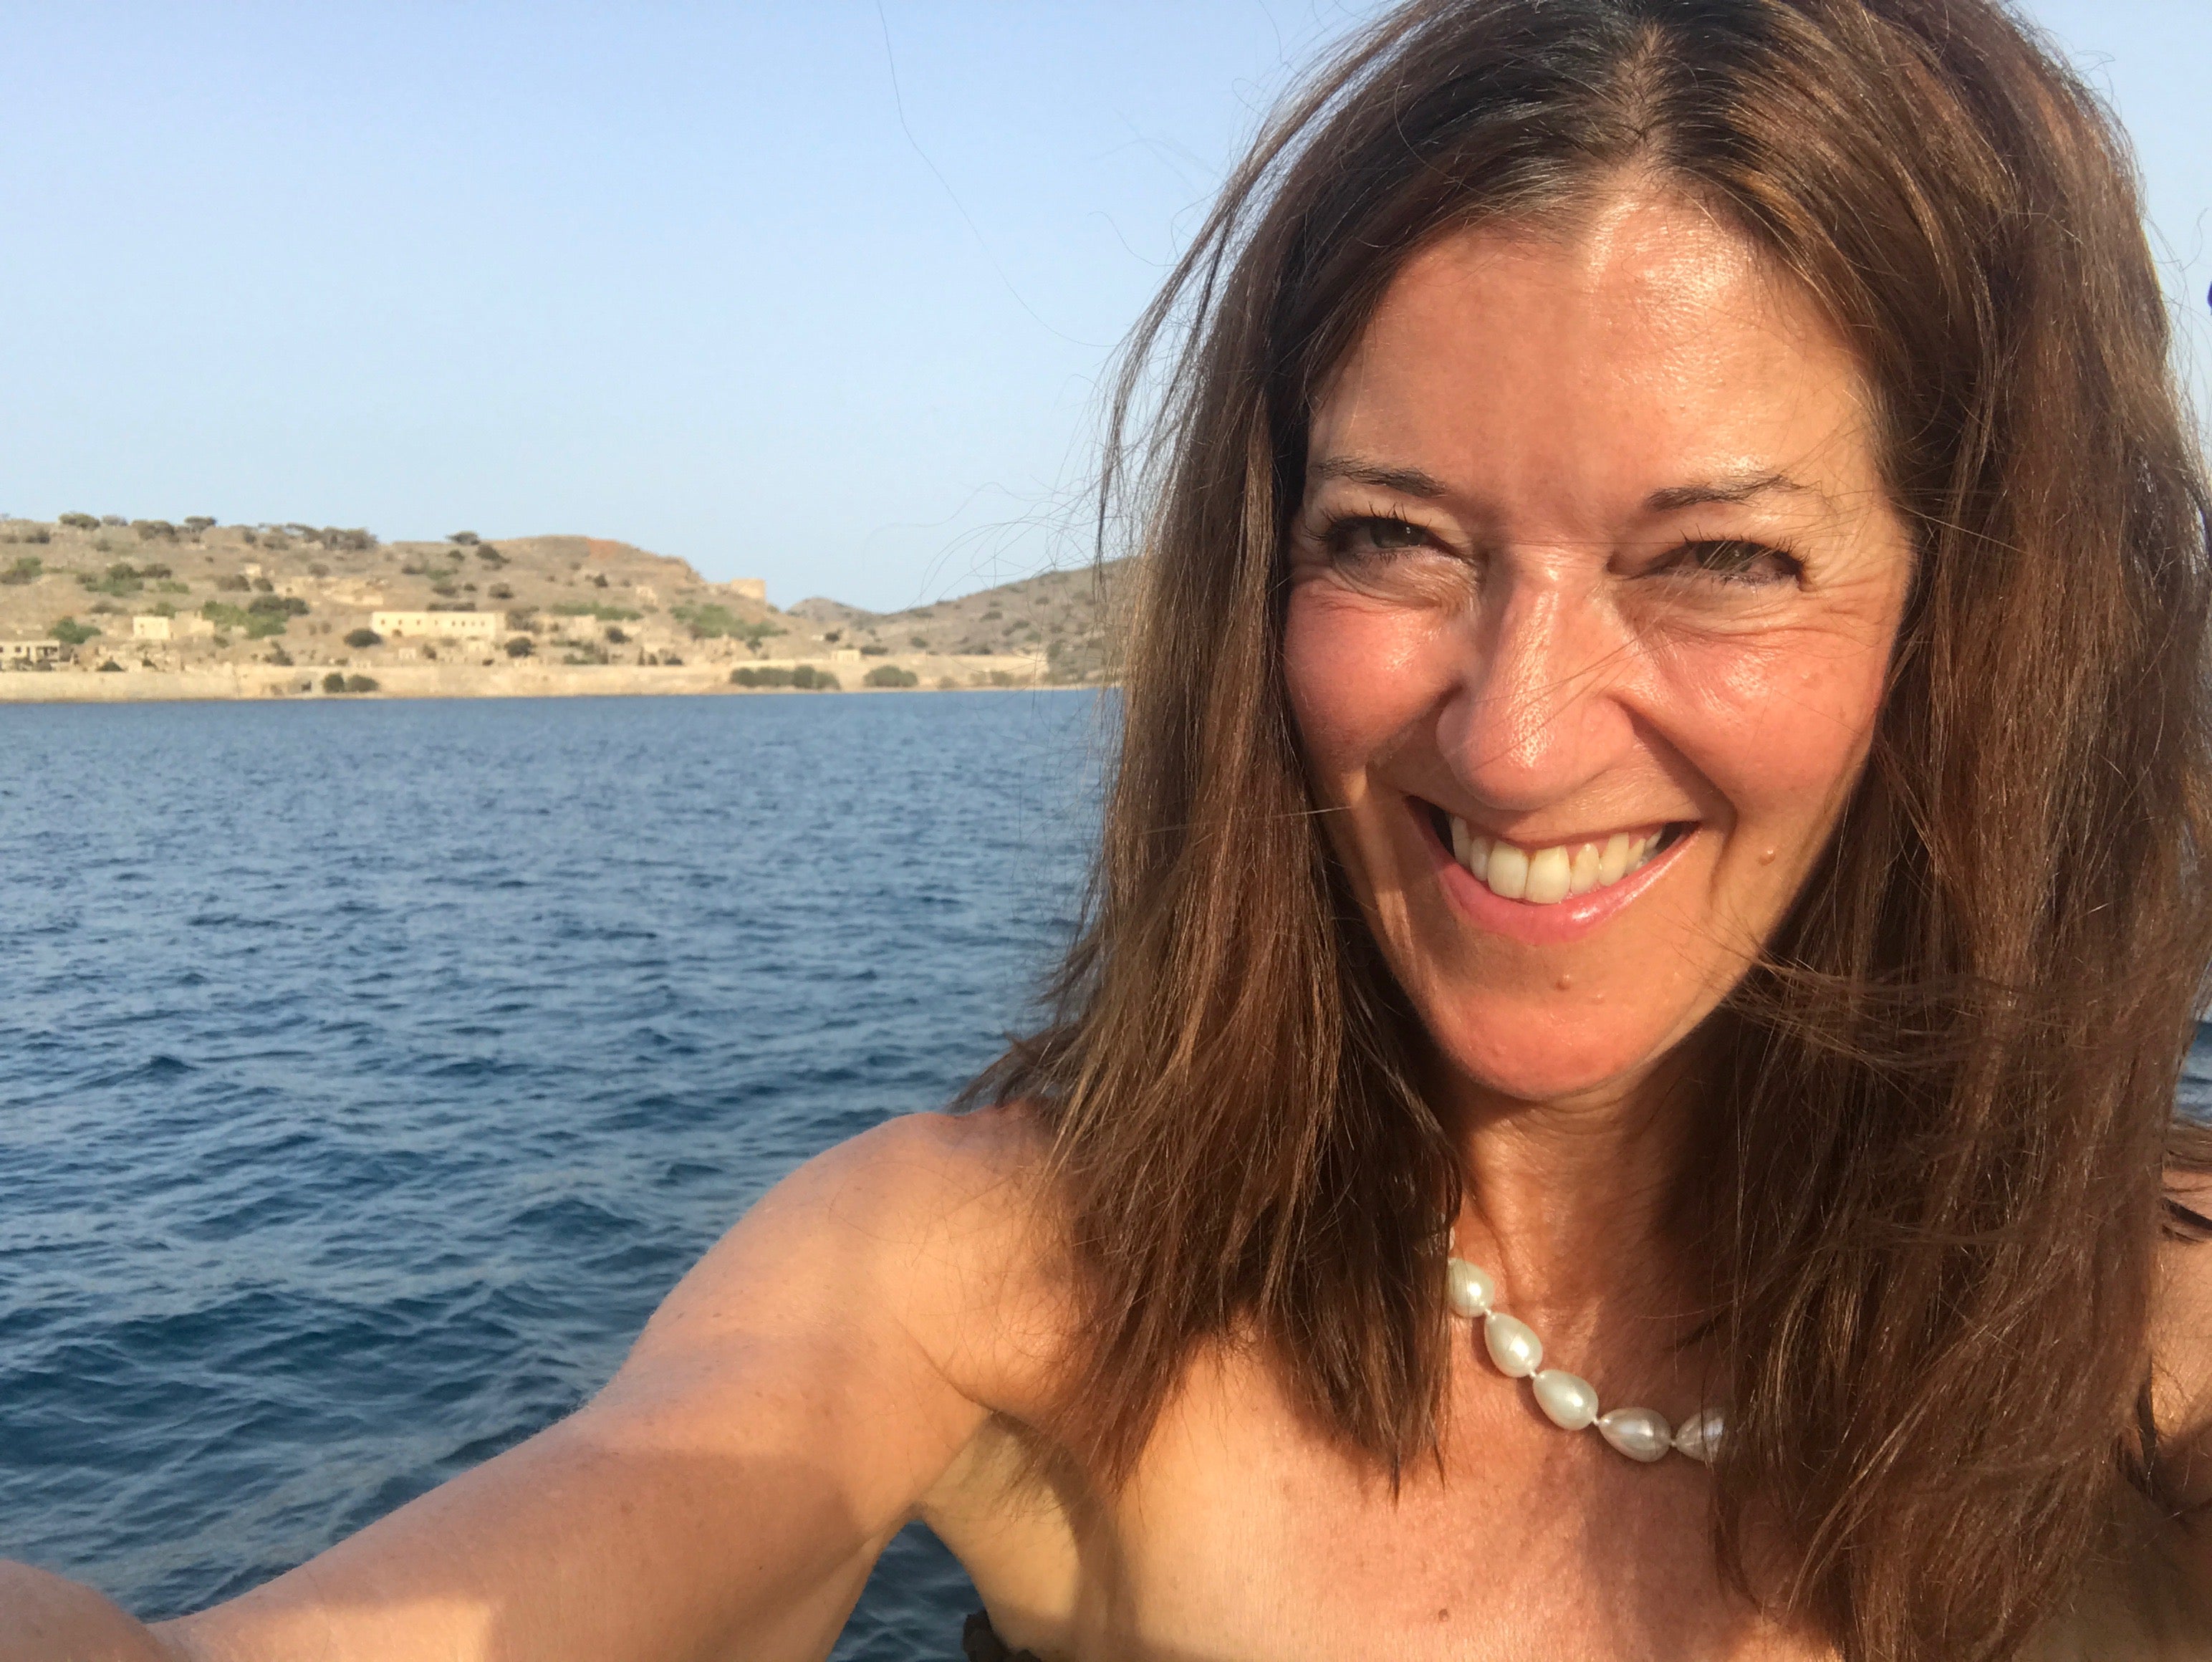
[0, 656, 1087, 705]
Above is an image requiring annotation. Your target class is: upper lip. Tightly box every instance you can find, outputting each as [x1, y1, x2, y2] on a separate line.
[1418, 797, 1694, 850]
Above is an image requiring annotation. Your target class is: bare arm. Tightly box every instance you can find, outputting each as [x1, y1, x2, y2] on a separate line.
[0, 1565, 181, 1662]
[4, 1112, 1048, 1662]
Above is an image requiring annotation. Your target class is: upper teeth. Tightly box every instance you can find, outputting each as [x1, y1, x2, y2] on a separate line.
[1449, 817, 1667, 906]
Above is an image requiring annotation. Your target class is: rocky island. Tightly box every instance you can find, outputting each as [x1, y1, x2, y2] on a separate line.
[0, 515, 1122, 702]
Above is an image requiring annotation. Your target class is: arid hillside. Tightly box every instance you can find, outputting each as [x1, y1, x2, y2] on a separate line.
[0, 514, 1122, 697]
[789, 558, 1130, 684]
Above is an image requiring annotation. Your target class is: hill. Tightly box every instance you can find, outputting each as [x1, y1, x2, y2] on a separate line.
[789, 559, 1130, 684]
[0, 514, 1125, 697]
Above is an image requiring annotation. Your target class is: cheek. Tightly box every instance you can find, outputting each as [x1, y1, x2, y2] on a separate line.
[1281, 586, 1440, 781]
[1676, 628, 1892, 834]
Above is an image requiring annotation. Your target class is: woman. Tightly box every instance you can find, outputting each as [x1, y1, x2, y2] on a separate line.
[9, 1, 2212, 1657]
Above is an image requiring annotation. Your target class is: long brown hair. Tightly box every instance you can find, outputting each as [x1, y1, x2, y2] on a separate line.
[973, 2, 2212, 1656]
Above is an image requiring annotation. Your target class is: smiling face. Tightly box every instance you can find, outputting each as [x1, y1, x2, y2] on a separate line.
[1284, 191, 1915, 1107]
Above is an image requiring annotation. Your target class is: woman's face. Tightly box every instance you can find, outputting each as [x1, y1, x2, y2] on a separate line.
[1285, 192, 1914, 1105]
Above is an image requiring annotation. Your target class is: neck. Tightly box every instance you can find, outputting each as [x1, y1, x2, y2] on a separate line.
[1433, 1046, 1711, 1348]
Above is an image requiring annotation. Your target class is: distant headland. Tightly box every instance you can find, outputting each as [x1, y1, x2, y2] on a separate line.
[0, 516, 1123, 703]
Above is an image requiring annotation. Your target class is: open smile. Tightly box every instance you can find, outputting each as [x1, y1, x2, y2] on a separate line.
[1413, 799, 1699, 945]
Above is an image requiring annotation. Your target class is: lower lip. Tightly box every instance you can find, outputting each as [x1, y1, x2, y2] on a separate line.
[1420, 809, 1696, 948]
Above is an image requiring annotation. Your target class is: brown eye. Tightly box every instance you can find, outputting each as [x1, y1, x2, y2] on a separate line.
[1324, 514, 1430, 559]
[1676, 539, 1802, 585]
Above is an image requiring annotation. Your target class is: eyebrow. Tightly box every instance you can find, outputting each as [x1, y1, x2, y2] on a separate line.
[1308, 456, 1451, 497]
[1644, 471, 1826, 512]
[1310, 456, 1830, 514]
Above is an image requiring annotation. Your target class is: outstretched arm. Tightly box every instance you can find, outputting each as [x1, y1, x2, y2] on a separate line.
[4, 1111, 1044, 1662]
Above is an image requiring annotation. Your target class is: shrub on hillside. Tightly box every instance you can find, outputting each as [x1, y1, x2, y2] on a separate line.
[321, 672, 347, 693]
[79, 565, 144, 597]
[58, 512, 98, 530]
[50, 618, 100, 645]
[183, 516, 215, 534]
[345, 675, 378, 693]
[672, 602, 754, 640]
[97, 659, 123, 672]
[487, 582, 513, 600]
[476, 544, 507, 567]
[504, 636, 534, 658]
[1, 555, 43, 585]
[792, 666, 837, 690]
[864, 664, 919, 688]
[3, 524, 52, 544]
[604, 625, 627, 644]
[130, 520, 178, 542]
[345, 628, 382, 649]
[215, 573, 251, 592]
[448, 531, 479, 546]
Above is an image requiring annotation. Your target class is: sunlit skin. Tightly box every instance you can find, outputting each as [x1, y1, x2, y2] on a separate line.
[1286, 189, 1915, 1327]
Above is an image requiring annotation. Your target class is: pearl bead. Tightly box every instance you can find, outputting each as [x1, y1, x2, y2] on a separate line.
[1596, 1407, 1674, 1462]
[1673, 1406, 1724, 1464]
[1531, 1368, 1598, 1431]
[1482, 1311, 1542, 1378]
[1446, 1257, 1494, 1318]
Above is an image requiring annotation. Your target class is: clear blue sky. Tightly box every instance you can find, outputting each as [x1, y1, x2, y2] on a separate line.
[0, 3, 2204, 613]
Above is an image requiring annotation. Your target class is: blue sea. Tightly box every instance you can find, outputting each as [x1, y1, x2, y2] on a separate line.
[0, 688, 1107, 1657]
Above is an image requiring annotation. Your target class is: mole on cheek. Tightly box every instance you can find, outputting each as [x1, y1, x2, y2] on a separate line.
[1555, 974, 1573, 991]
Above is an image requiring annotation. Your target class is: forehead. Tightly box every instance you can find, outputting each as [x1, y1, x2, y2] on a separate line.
[1307, 192, 1882, 517]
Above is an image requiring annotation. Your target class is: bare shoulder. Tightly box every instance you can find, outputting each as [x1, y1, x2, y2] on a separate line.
[619, 1104, 1069, 1418]
[2152, 1171, 2212, 1505]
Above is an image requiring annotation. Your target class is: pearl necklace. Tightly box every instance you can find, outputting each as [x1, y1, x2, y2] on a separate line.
[1446, 1254, 1723, 1464]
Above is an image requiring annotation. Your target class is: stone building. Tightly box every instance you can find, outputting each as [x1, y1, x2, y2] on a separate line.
[371, 610, 501, 644]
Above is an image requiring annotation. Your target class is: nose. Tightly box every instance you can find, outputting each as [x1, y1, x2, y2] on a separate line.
[1436, 567, 1638, 813]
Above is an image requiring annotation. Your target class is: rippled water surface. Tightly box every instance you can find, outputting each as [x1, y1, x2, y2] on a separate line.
[0, 690, 1104, 1656]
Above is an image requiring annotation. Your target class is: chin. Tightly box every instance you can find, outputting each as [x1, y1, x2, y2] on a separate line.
[1416, 988, 1696, 1107]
